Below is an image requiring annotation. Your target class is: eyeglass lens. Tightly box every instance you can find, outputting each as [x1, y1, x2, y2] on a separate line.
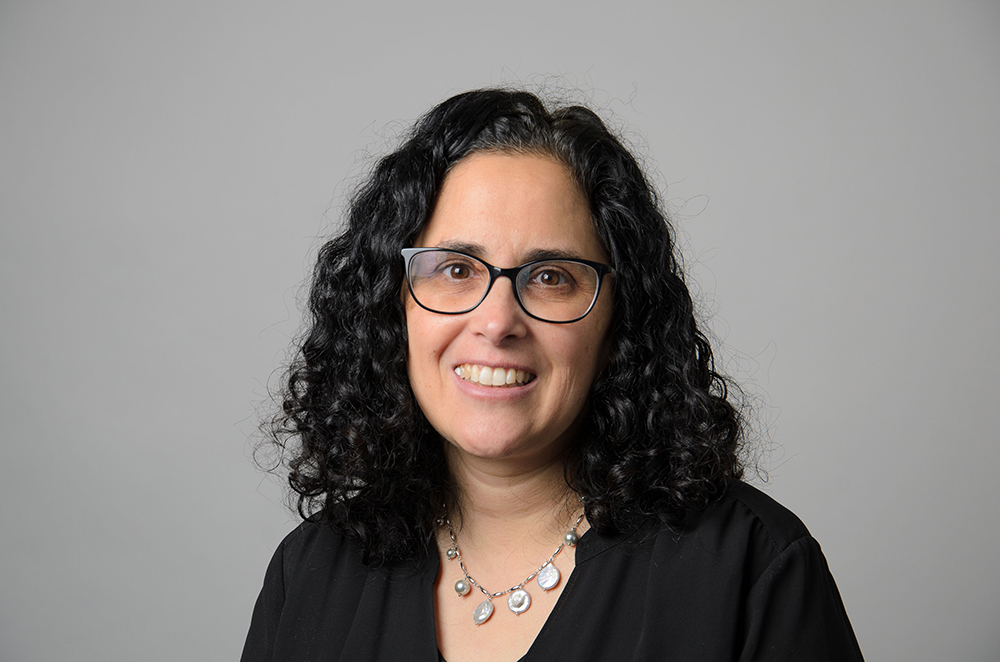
[407, 250, 601, 323]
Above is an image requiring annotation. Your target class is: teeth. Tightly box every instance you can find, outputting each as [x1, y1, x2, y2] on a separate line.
[456, 364, 534, 387]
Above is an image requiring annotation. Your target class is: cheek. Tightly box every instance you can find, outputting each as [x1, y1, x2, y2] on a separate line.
[406, 308, 435, 356]
[546, 329, 602, 385]
[404, 301, 430, 390]
[560, 318, 613, 388]
[404, 304, 456, 382]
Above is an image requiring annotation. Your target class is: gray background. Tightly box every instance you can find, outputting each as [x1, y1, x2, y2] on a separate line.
[1, 1, 998, 660]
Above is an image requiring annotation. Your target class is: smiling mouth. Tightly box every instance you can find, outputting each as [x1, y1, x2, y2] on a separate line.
[455, 363, 536, 387]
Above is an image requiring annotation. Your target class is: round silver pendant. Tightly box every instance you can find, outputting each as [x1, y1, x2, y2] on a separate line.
[473, 600, 494, 625]
[454, 579, 471, 596]
[507, 589, 531, 614]
[536, 563, 560, 590]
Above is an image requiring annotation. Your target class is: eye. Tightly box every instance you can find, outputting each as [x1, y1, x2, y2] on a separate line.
[529, 266, 576, 289]
[445, 263, 471, 279]
[534, 269, 567, 286]
[431, 255, 484, 281]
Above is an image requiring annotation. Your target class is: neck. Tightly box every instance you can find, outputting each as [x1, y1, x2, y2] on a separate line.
[443, 444, 582, 548]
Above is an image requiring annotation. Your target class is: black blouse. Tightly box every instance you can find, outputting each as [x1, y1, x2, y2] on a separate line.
[241, 482, 863, 661]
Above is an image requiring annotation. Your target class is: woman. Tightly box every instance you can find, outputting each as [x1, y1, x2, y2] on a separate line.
[243, 88, 864, 661]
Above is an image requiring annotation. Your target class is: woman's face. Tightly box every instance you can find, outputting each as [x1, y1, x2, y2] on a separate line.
[405, 152, 613, 470]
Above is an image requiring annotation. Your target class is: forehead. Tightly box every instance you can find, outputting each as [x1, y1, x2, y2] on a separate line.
[417, 152, 606, 263]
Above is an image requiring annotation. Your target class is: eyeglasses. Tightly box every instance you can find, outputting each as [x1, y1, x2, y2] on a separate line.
[401, 248, 614, 324]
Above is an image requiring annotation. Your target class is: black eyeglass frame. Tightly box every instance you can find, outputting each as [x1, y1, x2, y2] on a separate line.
[401, 247, 615, 324]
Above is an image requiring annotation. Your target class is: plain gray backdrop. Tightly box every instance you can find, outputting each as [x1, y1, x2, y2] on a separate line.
[1, 1, 998, 660]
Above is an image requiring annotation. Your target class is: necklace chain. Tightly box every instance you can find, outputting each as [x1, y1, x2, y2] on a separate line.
[443, 509, 584, 600]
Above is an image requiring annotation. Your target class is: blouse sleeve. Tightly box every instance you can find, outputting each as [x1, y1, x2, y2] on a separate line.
[240, 541, 286, 662]
[739, 536, 864, 661]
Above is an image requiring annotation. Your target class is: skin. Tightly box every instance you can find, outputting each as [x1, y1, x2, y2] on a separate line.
[406, 151, 613, 475]
[404, 152, 614, 661]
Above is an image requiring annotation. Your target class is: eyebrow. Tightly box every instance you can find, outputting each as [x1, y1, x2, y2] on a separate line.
[436, 240, 487, 256]
[434, 240, 589, 263]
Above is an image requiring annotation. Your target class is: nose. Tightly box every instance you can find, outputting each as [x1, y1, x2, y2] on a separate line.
[468, 275, 528, 343]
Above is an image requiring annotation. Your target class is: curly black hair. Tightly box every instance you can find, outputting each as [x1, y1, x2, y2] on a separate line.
[269, 88, 744, 566]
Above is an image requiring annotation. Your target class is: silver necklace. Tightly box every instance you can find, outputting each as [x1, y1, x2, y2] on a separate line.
[442, 508, 585, 625]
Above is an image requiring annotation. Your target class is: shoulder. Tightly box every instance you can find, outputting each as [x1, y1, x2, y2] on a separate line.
[277, 516, 350, 555]
[244, 516, 441, 661]
[642, 481, 814, 552]
[242, 520, 366, 662]
[717, 481, 813, 553]
[567, 483, 863, 660]
[249, 515, 370, 610]
[252, 518, 371, 635]
[669, 481, 817, 581]
[581, 482, 815, 574]
[271, 515, 435, 588]
[704, 485, 865, 659]
[586, 482, 820, 589]
[271, 516, 367, 579]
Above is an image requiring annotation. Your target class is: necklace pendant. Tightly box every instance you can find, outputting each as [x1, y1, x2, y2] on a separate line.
[536, 563, 560, 590]
[473, 599, 494, 625]
[507, 588, 531, 615]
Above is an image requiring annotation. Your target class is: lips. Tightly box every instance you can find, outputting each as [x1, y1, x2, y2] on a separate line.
[454, 363, 536, 387]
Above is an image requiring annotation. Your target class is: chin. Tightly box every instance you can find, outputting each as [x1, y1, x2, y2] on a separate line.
[445, 434, 530, 460]
[442, 425, 575, 466]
